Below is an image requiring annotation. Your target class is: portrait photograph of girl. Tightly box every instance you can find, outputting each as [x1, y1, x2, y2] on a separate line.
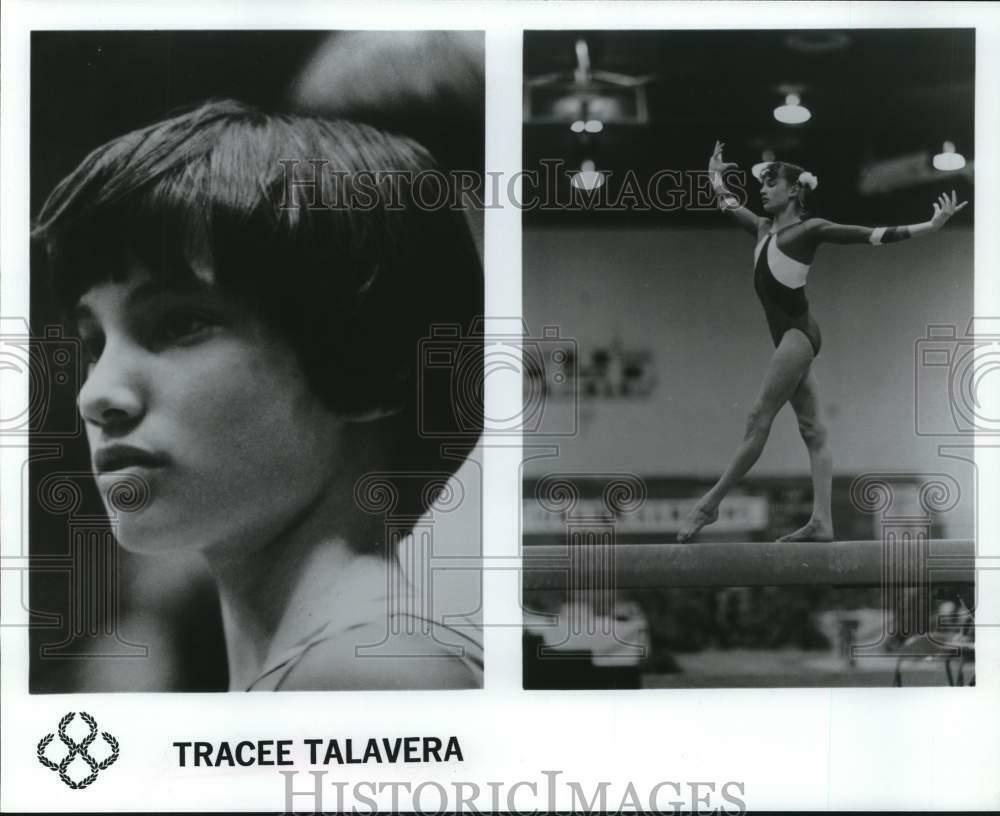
[29, 30, 485, 692]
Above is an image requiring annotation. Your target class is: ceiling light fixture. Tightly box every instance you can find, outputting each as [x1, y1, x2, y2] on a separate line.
[570, 159, 605, 191]
[524, 37, 651, 126]
[933, 141, 966, 171]
[774, 92, 811, 125]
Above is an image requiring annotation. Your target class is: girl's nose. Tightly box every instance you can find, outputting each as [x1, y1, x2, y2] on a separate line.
[77, 342, 146, 433]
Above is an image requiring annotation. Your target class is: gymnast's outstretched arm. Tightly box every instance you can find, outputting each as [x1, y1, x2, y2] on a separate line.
[805, 191, 968, 245]
[708, 140, 762, 236]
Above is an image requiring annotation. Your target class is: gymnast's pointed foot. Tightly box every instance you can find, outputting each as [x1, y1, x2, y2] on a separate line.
[677, 502, 719, 543]
[777, 518, 835, 542]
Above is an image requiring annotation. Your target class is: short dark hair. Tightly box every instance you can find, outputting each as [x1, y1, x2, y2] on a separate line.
[34, 99, 483, 532]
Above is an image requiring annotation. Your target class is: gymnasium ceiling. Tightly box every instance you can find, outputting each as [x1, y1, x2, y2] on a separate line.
[523, 29, 975, 226]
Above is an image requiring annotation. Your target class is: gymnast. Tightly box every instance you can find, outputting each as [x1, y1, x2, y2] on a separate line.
[678, 141, 967, 544]
[34, 100, 484, 690]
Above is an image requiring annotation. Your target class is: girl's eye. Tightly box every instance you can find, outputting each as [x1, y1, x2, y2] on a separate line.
[150, 310, 218, 347]
[80, 335, 104, 366]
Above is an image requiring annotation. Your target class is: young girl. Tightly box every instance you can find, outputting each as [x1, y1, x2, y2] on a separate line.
[34, 100, 484, 690]
[678, 141, 967, 544]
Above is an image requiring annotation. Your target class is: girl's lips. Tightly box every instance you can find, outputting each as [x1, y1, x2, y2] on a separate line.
[95, 463, 164, 479]
[94, 444, 169, 474]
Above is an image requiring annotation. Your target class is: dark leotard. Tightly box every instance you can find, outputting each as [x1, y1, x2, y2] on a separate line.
[752, 223, 822, 356]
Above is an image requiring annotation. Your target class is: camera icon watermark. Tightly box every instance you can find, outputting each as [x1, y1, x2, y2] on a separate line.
[0, 317, 82, 438]
[914, 318, 1000, 436]
[417, 319, 578, 438]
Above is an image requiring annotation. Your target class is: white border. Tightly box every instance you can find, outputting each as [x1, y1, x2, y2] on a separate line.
[3, 2, 999, 812]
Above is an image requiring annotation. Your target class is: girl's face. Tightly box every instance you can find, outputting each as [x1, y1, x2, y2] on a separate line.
[760, 172, 798, 215]
[74, 258, 344, 554]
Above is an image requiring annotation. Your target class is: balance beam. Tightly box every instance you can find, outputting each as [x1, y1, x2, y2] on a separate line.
[522, 539, 975, 589]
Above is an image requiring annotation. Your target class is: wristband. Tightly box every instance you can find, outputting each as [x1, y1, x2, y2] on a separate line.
[869, 226, 910, 245]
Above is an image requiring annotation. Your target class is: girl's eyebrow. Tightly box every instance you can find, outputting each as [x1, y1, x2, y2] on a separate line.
[74, 278, 217, 322]
[125, 279, 213, 308]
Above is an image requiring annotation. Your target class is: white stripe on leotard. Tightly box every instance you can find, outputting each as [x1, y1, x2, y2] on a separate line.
[754, 231, 810, 289]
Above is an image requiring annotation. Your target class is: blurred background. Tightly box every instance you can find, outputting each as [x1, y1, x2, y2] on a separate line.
[29, 30, 484, 692]
[520, 29, 976, 688]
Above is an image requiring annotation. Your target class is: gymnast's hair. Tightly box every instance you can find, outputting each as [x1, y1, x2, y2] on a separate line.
[760, 161, 817, 216]
[33, 98, 484, 548]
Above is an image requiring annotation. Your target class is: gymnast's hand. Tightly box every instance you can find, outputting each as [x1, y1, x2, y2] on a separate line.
[929, 190, 968, 230]
[708, 140, 738, 182]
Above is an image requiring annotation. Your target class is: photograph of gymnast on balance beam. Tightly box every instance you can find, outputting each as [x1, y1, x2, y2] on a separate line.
[677, 144, 967, 544]
[520, 28, 974, 690]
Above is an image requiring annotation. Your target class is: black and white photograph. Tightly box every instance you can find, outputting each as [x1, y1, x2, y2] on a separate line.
[521, 28, 977, 689]
[2, 3, 999, 814]
[26, 30, 485, 693]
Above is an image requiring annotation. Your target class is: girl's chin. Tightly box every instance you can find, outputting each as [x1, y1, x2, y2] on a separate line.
[104, 503, 199, 553]
[112, 523, 194, 554]
[111, 513, 252, 556]
[98, 472, 157, 517]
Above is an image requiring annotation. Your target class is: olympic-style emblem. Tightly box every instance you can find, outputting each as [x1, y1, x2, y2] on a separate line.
[37, 712, 119, 789]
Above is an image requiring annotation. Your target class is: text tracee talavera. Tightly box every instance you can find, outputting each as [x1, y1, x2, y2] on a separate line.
[173, 736, 464, 767]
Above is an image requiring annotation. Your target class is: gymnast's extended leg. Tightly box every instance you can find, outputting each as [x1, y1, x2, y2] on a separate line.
[777, 369, 835, 541]
[677, 330, 814, 543]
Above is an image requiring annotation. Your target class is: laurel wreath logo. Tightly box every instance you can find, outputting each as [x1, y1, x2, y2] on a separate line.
[37, 712, 119, 789]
